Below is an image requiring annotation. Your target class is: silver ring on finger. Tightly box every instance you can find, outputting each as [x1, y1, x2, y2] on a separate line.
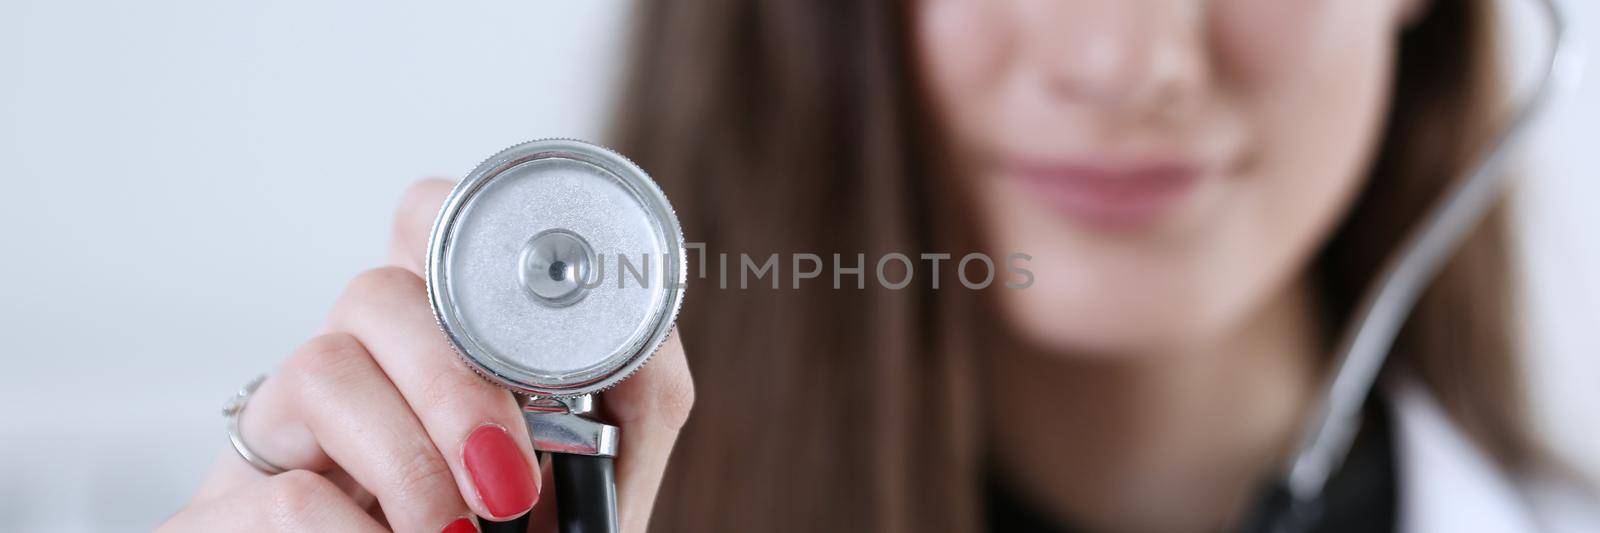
[222, 374, 288, 475]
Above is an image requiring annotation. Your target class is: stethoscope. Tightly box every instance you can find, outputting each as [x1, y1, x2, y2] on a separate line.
[422, 2, 1580, 532]
[1243, 0, 1580, 531]
[426, 139, 685, 533]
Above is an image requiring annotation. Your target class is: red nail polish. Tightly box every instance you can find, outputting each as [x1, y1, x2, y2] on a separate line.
[442, 517, 477, 533]
[463, 424, 538, 518]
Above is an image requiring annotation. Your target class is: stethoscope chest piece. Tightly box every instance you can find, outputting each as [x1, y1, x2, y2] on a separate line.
[427, 138, 685, 398]
[426, 139, 685, 533]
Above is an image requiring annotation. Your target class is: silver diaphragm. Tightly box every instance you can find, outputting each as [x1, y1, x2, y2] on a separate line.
[426, 139, 685, 398]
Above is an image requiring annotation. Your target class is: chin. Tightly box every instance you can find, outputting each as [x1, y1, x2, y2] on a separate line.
[995, 271, 1221, 358]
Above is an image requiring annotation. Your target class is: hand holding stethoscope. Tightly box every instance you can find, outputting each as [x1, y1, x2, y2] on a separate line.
[163, 168, 692, 533]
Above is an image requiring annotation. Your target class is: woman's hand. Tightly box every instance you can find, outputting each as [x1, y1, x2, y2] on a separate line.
[160, 179, 695, 533]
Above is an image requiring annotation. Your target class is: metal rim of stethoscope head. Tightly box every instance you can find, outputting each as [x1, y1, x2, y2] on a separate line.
[425, 139, 686, 399]
[1253, 0, 1584, 530]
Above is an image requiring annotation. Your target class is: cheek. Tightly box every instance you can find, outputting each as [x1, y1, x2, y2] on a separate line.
[1211, 3, 1400, 341]
[1226, 1, 1398, 262]
[915, 0, 1013, 147]
[1209, 0, 1322, 85]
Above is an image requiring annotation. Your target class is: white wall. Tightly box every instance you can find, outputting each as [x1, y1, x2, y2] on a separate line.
[0, 1, 1595, 531]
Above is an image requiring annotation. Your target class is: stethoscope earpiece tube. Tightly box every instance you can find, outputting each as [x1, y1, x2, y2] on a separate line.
[553, 453, 621, 533]
[1249, 1, 1580, 532]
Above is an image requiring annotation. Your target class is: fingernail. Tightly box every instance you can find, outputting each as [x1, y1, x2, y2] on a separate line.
[442, 517, 477, 533]
[463, 424, 538, 518]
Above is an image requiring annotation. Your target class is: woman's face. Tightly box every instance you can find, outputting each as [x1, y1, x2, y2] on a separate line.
[916, 0, 1420, 354]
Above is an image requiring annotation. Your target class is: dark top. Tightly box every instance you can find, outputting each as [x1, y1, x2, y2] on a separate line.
[986, 398, 1396, 533]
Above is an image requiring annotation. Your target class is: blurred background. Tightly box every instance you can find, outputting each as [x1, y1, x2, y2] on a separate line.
[0, 1, 1595, 530]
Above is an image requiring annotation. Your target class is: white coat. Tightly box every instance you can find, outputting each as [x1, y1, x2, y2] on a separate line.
[1389, 379, 1599, 533]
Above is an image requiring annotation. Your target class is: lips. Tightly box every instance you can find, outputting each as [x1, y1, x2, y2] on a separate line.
[1007, 160, 1203, 230]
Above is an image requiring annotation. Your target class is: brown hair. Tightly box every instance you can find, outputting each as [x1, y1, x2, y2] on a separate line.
[610, 1, 1536, 531]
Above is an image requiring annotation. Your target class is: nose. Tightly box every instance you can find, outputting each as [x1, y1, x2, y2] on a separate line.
[1033, 0, 1206, 113]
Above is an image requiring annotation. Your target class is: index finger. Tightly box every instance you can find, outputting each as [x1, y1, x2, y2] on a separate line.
[388, 177, 455, 276]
